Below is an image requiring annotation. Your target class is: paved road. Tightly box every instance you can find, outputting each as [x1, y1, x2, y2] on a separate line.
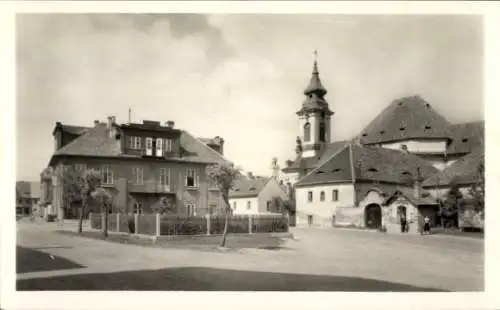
[16, 220, 483, 291]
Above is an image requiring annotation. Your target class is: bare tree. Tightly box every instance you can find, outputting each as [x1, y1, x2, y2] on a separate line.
[206, 163, 240, 247]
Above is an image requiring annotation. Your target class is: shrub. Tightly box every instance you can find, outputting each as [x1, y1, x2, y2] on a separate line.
[137, 215, 156, 235]
[160, 215, 207, 236]
[90, 214, 101, 229]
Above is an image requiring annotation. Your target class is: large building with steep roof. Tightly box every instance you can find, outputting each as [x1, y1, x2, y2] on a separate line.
[42, 117, 232, 220]
[282, 58, 484, 231]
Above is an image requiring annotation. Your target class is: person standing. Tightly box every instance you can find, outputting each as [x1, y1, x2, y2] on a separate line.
[423, 216, 431, 234]
[400, 214, 407, 233]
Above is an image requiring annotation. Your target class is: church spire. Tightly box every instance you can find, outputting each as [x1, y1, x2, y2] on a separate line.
[304, 50, 327, 97]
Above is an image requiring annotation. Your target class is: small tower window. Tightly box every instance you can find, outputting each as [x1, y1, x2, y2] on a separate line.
[304, 122, 311, 142]
[319, 122, 326, 142]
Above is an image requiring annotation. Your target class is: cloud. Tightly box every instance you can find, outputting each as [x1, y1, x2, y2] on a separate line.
[16, 14, 483, 181]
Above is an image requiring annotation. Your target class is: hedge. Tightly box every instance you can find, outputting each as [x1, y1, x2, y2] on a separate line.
[90, 213, 102, 229]
[137, 214, 156, 235]
[108, 214, 117, 231]
[159, 215, 207, 236]
[119, 214, 134, 233]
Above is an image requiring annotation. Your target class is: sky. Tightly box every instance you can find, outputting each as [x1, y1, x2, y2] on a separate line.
[16, 14, 483, 182]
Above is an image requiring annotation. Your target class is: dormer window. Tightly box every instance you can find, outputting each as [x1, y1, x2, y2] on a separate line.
[398, 102, 403, 106]
[462, 138, 469, 143]
[399, 127, 406, 131]
[379, 130, 385, 135]
[367, 168, 378, 172]
[316, 170, 324, 174]
[362, 133, 368, 137]
[332, 168, 341, 172]
[249, 186, 256, 191]
[401, 171, 411, 176]
[424, 125, 431, 130]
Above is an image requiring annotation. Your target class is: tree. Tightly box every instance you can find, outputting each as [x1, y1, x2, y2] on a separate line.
[59, 166, 84, 220]
[91, 187, 113, 238]
[206, 163, 240, 247]
[152, 196, 175, 215]
[78, 169, 102, 233]
[441, 184, 463, 228]
[468, 160, 485, 215]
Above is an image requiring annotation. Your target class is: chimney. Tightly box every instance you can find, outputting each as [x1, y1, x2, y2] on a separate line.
[413, 167, 422, 199]
[247, 172, 254, 179]
[107, 116, 116, 129]
[166, 121, 175, 128]
[94, 120, 99, 127]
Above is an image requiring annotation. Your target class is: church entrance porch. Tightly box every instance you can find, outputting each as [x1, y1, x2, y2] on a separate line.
[364, 203, 382, 229]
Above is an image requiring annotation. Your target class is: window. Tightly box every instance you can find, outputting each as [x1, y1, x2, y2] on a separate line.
[308, 191, 313, 202]
[186, 203, 196, 216]
[320, 191, 325, 201]
[186, 169, 198, 187]
[247, 201, 251, 210]
[133, 202, 143, 214]
[145, 137, 153, 156]
[332, 190, 339, 201]
[130, 136, 141, 149]
[155, 138, 163, 156]
[165, 139, 173, 152]
[233, 202, 237, 210]
[266, 200, 272, 212]
[101, 166, 114, 185]
[159, 168, 170, 186]
[133, 167, 143, 185]
[208, 203, 217, 215]
[319, 122, 326, 142]
[304, 123, 311, 142]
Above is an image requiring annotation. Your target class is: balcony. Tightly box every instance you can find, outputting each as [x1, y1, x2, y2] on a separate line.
[129, 180, 173, 194]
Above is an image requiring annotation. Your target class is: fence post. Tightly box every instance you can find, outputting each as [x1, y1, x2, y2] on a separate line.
[134, 213, 139, 234]
[116, 213, 120, 232]
[101, 212, 104, 231]
[89, 212, 92, 229]
[248, 215, 253, 234]
[206, 214, 211, 236]
[156, 213, 160, 237]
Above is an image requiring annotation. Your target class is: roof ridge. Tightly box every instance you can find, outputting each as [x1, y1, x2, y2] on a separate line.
[298, 142, 351, 182]
[182, 130, 232, 164]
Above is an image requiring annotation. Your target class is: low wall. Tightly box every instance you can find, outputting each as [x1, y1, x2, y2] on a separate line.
[334, 207, 364, 228]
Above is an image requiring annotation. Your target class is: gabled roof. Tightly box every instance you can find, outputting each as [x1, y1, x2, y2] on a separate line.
[383, 187, 438, 206]
[296, 144, 438, 187]
[50, 121, 231, 166]
[283, 140, 349, 172]
[423, 146, 484, 188]
[446, 121, 484, 155]
[358, 95, 452, 144]
[229, 177, 271, 198]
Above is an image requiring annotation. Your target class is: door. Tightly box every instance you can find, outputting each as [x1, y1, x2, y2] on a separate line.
[307, 215, 313, 226]
[365, 204, 382, 229]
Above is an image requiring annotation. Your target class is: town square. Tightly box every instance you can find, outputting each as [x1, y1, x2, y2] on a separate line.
[4, 8, 494, 309]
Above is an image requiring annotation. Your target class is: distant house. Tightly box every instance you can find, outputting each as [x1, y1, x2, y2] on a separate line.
[229, 174, 289, 216]
[16, 181, 40, 216]
[41, 117, 232, 220]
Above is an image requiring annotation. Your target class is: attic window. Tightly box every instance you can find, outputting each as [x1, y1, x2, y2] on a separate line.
[462, 138, 469, 143]
[362, 133, 368, 137]
[379, 130, 386, 135]
[425, 103, 431, 108]
[367, 168, 378, 172]
[399, 127, 406, 131]
[332, 168, 341, 172]
[424, 125, 431, 130]
[249, 187, 256, 191]
[401, 171, 411, 176]
[316, 170, 324, 174]
[398, 102, 403, 106]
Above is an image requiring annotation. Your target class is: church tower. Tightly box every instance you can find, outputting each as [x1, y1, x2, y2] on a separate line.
[296, 51, 334, 159]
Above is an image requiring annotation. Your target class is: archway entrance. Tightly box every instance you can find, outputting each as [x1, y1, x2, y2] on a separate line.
[365, 204, 382, 229]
